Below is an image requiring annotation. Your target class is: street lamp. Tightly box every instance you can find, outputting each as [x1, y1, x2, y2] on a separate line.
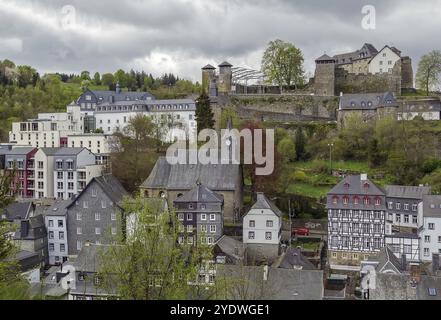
[328, 143, 334, 175]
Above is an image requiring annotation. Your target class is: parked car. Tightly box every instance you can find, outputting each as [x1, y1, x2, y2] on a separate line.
[292, 227, 309, 236]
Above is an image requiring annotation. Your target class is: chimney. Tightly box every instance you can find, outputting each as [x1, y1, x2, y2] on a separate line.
[360, 173, 368, 181]
[263, 265, 269, 281]
[116, 82, 121, 94]
[433, 253, 440, 274]
[340, 92, 343, 97]
[401, 254, 407, 271]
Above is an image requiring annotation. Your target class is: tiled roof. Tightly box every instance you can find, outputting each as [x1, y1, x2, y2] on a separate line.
[174, 183, 224, 203]
[248, 192, 282, 217]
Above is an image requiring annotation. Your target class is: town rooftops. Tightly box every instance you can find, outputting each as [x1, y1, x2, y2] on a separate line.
[422, 195, 441, 218]
[39, 148, 62, 156]
[385, 185, 431, 199]
[248, 192, 282, 217]
[278, 247, 317, 270]
[78, 89, 155, 104]
[174, 183, 224, 203]
[4, 147, 36, 155]
[73, 244, 111, 273]
[94, 98, 196, 111]
[368, 246, 405, 274]
[215, 235, 245, 262]
[333, 43, 378, 64]
[140, 156, 240, 191]
[43, 199, 71, 216]
[339, 92, 398, 110]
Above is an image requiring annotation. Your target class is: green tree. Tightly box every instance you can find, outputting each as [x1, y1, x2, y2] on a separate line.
[101, 73, 115, 90]
[195, 92, 214, 134]
[114, 69, 127, 88]
[261, 39, 304, 91]
[367, 138, 383, 167]
[93, 72, 101, 85]
[80, 71, 91, 81]
[16, 66, 38, 88]
[99, 196, 214, 300]
[277, 136, 296, 163]
[416, 50, 441, 95]
[294, 127, 306, 161]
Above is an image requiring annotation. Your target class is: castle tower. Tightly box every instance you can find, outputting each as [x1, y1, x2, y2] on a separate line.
[314, 54, 336, 96]
[218, 61, 233, 95]
[201, 64, 216, 95]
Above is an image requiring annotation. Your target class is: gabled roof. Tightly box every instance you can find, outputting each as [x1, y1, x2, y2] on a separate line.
[43, 200, 72, 216]
[375, 246, 405, 274]
[248, 193, 282, 217]
[74, 244, 110, 273]
[279, 247, 317, 270]
[328, 174, 385, 196]
[3, 201, 34, 220]
[80, 89, 155, 104]
[333, 43, 378, 64]
[140, 156, 240, 191]
[215, 235, 245, 261]
[5, 147, 36, 155]
[174, 183, 224, 203]
[94, 174, 128, 205]
[339, 92, 398, 110]
[54, 147, 88, 156]
[39, 148, 62, 156]
[422, 195, 441, 218]
[385, 185, 431, 200]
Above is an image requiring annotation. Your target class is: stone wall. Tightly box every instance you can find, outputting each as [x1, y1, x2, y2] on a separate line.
[401, 56, 414, 89]
[335, 62, 402, 95]
[314, 62, 335, 96]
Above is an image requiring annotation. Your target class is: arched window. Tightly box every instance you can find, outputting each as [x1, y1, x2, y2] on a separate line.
[332, 196, 339, 204]
[343, 196, 349, 205]
[354, 196, 360, 205]
[364, 197, 370, 205]
[375, 198, 381, 206]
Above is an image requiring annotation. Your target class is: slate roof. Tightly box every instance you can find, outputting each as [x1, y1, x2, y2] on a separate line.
[216, 265, 324, 300]
[278, 247, 317, 270]
[3, 201, 33, 220]
[385, 185, 431, 200]
[202, 64, 216, 70]
[96, 98, 196, 109]
[218, 61, 233, 67]
[369, 246, 405, 274]
[215, 235, 245, 261]
[140, 156, 240, 191]
[80, 89, 155, 104]
[54, 147, 88, 156]
[43, 200, 71, 216]
[333, 43, 378, 64]
[39, 148, 62, 156]
[4, 147, 36, 155]
[315, 54, 335, 62]
[14, 214, 47, 240]
[73, 244, 110, 273]
[249, 193, 282, 217]
[174, 183, 224, 203]
[339, 92, 398, 110]
[422, 195, 441, 218]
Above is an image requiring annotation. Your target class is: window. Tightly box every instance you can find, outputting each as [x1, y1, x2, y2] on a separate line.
[111, 227, 117, 235]
[201, 225, 207, 233]
[429, 223, 435, 230]
[83, 201, 88, 209]
[58, 220, 63, 228]
[101, 201, 106, 209]
[353, 237, 360, 248]
[373, 238, 381, 249]
[428, 288, 437, 297]
[188, 204, 194, 210]
[396, 203, 401, 210]
[342, 223, 349, 233]
[353, 223, 359, 233]
[77, 241, 82, 251]
[95, 228, 101, 235]
[388, 202, 393, 210]
[424, 248, 430, 257]
[266, 220, 273, 227]
[248, 231, 255, 240]
[49, 231, 54, 239]
[342, 236, 349, 247]
[57, 172, 63, 179]
[77, 227, 82, 235]
[412, 204, 418, 212]
[425, 236, 431, 243]
[210, 225, 216, 233]
[364, 197, 370, 205]
[210, 214, 216, 221]
[413, 216, 418, 224]
[60, 244, 65, 252]
[49, 220, 54, 227]
[201, 214, 207, 221]
[438, 236, 441, 243]
[375, 198, 381, 206]
[404, 215, 409, 223]
[404, 245, 412, 254]
[404, 203, 409, 211]
[201, 204, 206, 210]
[187, 213, 193, 221]
[57, 182, 64, 190]
[38, 171, 44, 179]
[59, 231, 64, 240]
[49, 243, 54, 251]
[187, 225, 193, 233]
[76, 213, 82, 221]
[95, 213, 101, 221]
[265, 232, 272, 240]
[178, 213, 184, 221]
[94, 276, 101, 286]
[343, 197, 349, 205]
[111, 212, 116, 221]
[396, 214, 401, 223]
[333, 196, 338, 204]
[354, 197, 359, 205]
[68, 182, 74, 190]
[363, 223, 370, 233]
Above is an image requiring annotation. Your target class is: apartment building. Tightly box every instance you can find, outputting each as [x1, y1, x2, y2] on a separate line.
[33, 148, 61, 199]
[43, 200, 70, 265]
[419, 195, 441, 262]
[4, 147, 38, 198]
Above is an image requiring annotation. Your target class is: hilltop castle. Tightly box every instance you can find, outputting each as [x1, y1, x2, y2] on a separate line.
[314, 43, 413, 96]
[201, 62, 233, 97]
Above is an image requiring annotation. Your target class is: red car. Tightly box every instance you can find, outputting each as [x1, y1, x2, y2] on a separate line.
[292, 227, 310, 236]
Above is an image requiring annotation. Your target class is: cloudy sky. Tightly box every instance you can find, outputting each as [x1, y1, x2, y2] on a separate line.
[0, 0, 440, 81]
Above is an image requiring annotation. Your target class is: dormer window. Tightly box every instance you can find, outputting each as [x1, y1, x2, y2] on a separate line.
[354, 197, 359, 205]
[343, 197, 349, 205]
[363, 182, 370, 189]
[344, 182, 350, 189]
[375, 198, 381, 206]
[361, 102, 366, 107]
[364, 197, 370, 205]
[351, 102, 356, 107]
[332, 196, 338, 204]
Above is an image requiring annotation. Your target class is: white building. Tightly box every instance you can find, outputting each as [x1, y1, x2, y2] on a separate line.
[243, 193, 282, 263]
[93, 99, 197, 142]
[53, 148, 102, 200]
[419, 195, 441, 262]
[44, 200, 70, 265]
[34, 148, 61, 199]
[67, 133, 116, 164]
[9, 105, 83, 148]
[368, 45, 401, 74]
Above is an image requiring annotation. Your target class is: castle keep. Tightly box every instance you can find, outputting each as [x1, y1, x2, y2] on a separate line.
[314, 43, 413, 96]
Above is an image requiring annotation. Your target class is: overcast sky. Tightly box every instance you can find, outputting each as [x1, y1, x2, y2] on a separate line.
[0, 0, 440, 82]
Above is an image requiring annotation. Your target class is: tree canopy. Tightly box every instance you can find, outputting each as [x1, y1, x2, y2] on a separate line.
[416, 50, 441, 95]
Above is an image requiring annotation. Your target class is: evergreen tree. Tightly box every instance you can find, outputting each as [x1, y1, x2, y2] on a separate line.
[93, 72, 101, 85]
[195, 92, 214, 134]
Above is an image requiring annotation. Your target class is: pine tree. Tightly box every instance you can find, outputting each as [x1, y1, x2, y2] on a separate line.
[195, 92, 214, 134]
